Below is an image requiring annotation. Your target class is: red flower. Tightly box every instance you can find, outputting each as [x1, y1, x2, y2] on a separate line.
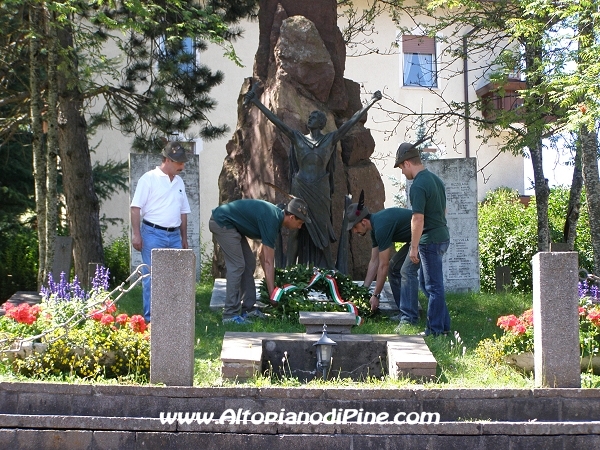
[104, 301, 117, 314]
[90, 310, 103, 321]
[513, 323, 527, 335]
[115, 314, 129, 325]
[497, 315, 519, 331]
[587, 309, 600, 327]
[5, 303, 40, 325]
[579, 306, 587, 316]
[100, 314, 115, 325]
[129, 315, 147, 333]
[521, 309, 533, 326]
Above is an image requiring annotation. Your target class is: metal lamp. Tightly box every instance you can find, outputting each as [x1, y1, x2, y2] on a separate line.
[313, 324, 337, 379]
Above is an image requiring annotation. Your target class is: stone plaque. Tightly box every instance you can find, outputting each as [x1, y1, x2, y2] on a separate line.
[408, 158, 480, 293]
[129, 152, 201, 280]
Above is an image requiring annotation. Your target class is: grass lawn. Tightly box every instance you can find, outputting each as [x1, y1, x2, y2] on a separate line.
[4, 280, 599, 388]
[118, 281, 539, 388]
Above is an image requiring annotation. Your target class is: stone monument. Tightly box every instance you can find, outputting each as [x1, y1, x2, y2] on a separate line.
[412, 158, 481, 292]
[216, 0, 384, 278]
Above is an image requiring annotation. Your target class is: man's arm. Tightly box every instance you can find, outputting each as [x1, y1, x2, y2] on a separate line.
[131, 207, 142, 251]
[364, 247, 379, 288]
[370, 247, 391, 312]
[410, 213, 424, 264]
[244, 89, 295, 141]
[331, 90, 382, 143]
[259, 245, 276, 298]
[180, 214, 188, 249]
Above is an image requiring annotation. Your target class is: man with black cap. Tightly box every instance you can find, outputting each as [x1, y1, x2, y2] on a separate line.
[210, 198, 311, 325]
[345, 192, 419, 324]
[394, 140, 450, 337]
[131, 141, 191, 322]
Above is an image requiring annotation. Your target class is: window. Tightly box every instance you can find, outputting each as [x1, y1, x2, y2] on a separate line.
[402, 35, 437, 88]
[157, 36, 197, 75]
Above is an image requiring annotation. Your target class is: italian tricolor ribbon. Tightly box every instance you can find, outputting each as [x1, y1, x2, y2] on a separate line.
[270, 269, 363, 326]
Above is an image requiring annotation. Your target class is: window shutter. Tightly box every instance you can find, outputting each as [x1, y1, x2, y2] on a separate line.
[402, 35, 435, 54]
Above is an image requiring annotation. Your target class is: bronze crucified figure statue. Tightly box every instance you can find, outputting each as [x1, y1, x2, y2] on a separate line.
[245, 85, 382, 269]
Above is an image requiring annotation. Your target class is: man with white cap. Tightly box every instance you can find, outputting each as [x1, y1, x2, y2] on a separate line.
[345, 191, 419, 324]
[394, 140, 450, 337]
[210, 198, 311, 325]
[131, 141, 191, 322]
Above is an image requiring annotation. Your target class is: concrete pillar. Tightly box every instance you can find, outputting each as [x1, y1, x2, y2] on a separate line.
[150, 249, 196, 386]
[533, 252, 580, 388]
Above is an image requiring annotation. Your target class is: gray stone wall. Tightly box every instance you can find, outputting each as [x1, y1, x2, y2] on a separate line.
[129, 153, 201, 280]
[409, 158, 480, 293]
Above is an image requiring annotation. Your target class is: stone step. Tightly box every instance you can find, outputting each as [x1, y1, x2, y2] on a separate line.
[2, 383, 600, 448]
[220, 332, 437, 382]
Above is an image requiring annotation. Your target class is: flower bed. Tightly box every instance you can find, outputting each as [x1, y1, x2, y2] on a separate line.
[477, 279, 600, 372]
[0, 267, 149, 381]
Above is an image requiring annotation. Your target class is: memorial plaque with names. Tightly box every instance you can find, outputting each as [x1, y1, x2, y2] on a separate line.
[407, 158, 480, 292]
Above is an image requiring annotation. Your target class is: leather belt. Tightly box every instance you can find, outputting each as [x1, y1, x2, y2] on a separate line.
[143, 219, 179, 232]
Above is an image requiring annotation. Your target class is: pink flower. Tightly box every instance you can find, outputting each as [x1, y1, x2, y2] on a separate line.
[521, 309, 533, 326]
[104, 301, 117, 314]
[90, 310, 103, 321]
[513, 323, 527, 335]
[497, 315, 519, 331]
[587, 309, 600, 327]
[129, 315, 147, 333]
[115, 314, 129, 325]
[100, 314, 115, 325]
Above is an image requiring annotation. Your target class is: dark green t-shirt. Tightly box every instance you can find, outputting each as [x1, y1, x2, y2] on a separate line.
[211, 199, 284, 248]
[369, 208, 413, 251]
[409, 169, 450, 244]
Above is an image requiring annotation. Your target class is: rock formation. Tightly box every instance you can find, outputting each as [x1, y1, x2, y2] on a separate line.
[216, 0, 385, 278]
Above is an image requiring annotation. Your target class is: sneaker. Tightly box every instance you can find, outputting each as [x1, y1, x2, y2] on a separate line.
[222, 315, 253, 325]
[388, 314, 403, 322]
[243, 309, 267, 320]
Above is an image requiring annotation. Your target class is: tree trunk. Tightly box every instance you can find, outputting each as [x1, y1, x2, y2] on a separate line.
[524, 41, 550, 252]
[529, 142, 550, 252]
[577, 9, 600, 273]
[56, 26, 104, 283]
[44, 5, 59, 282]
[29, 4, 47, 288]
[580, 128, 600, 273]
[564, 138, 583, 248]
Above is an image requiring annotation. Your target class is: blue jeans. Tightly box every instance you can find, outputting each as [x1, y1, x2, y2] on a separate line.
[388, 243, 420, 324]
[418, 240, 450, 336]
[141, 222, 182, 322]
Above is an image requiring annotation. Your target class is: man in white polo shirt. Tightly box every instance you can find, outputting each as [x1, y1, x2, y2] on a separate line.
[131, 142, 191, 322]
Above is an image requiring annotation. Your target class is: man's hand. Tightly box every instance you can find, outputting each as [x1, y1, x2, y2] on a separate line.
[369, 295, 380, 312]
[372, 90, 382, 101]
[132, 234, 142, 252]
[409, 245, 420, 264]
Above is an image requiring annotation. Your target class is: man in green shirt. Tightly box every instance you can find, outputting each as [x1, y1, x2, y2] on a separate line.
[210, 198, 310, 324]
[395, 141, 451, 336]
[345, 197, 420, 324]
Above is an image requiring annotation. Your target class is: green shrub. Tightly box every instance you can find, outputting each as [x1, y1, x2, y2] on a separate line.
[103, 231, 131, 288]
[0, 226, 38, 301]
[478, 188, 538, 292]
[547, 186, 594, 274]
[478, 186, 594, 293]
